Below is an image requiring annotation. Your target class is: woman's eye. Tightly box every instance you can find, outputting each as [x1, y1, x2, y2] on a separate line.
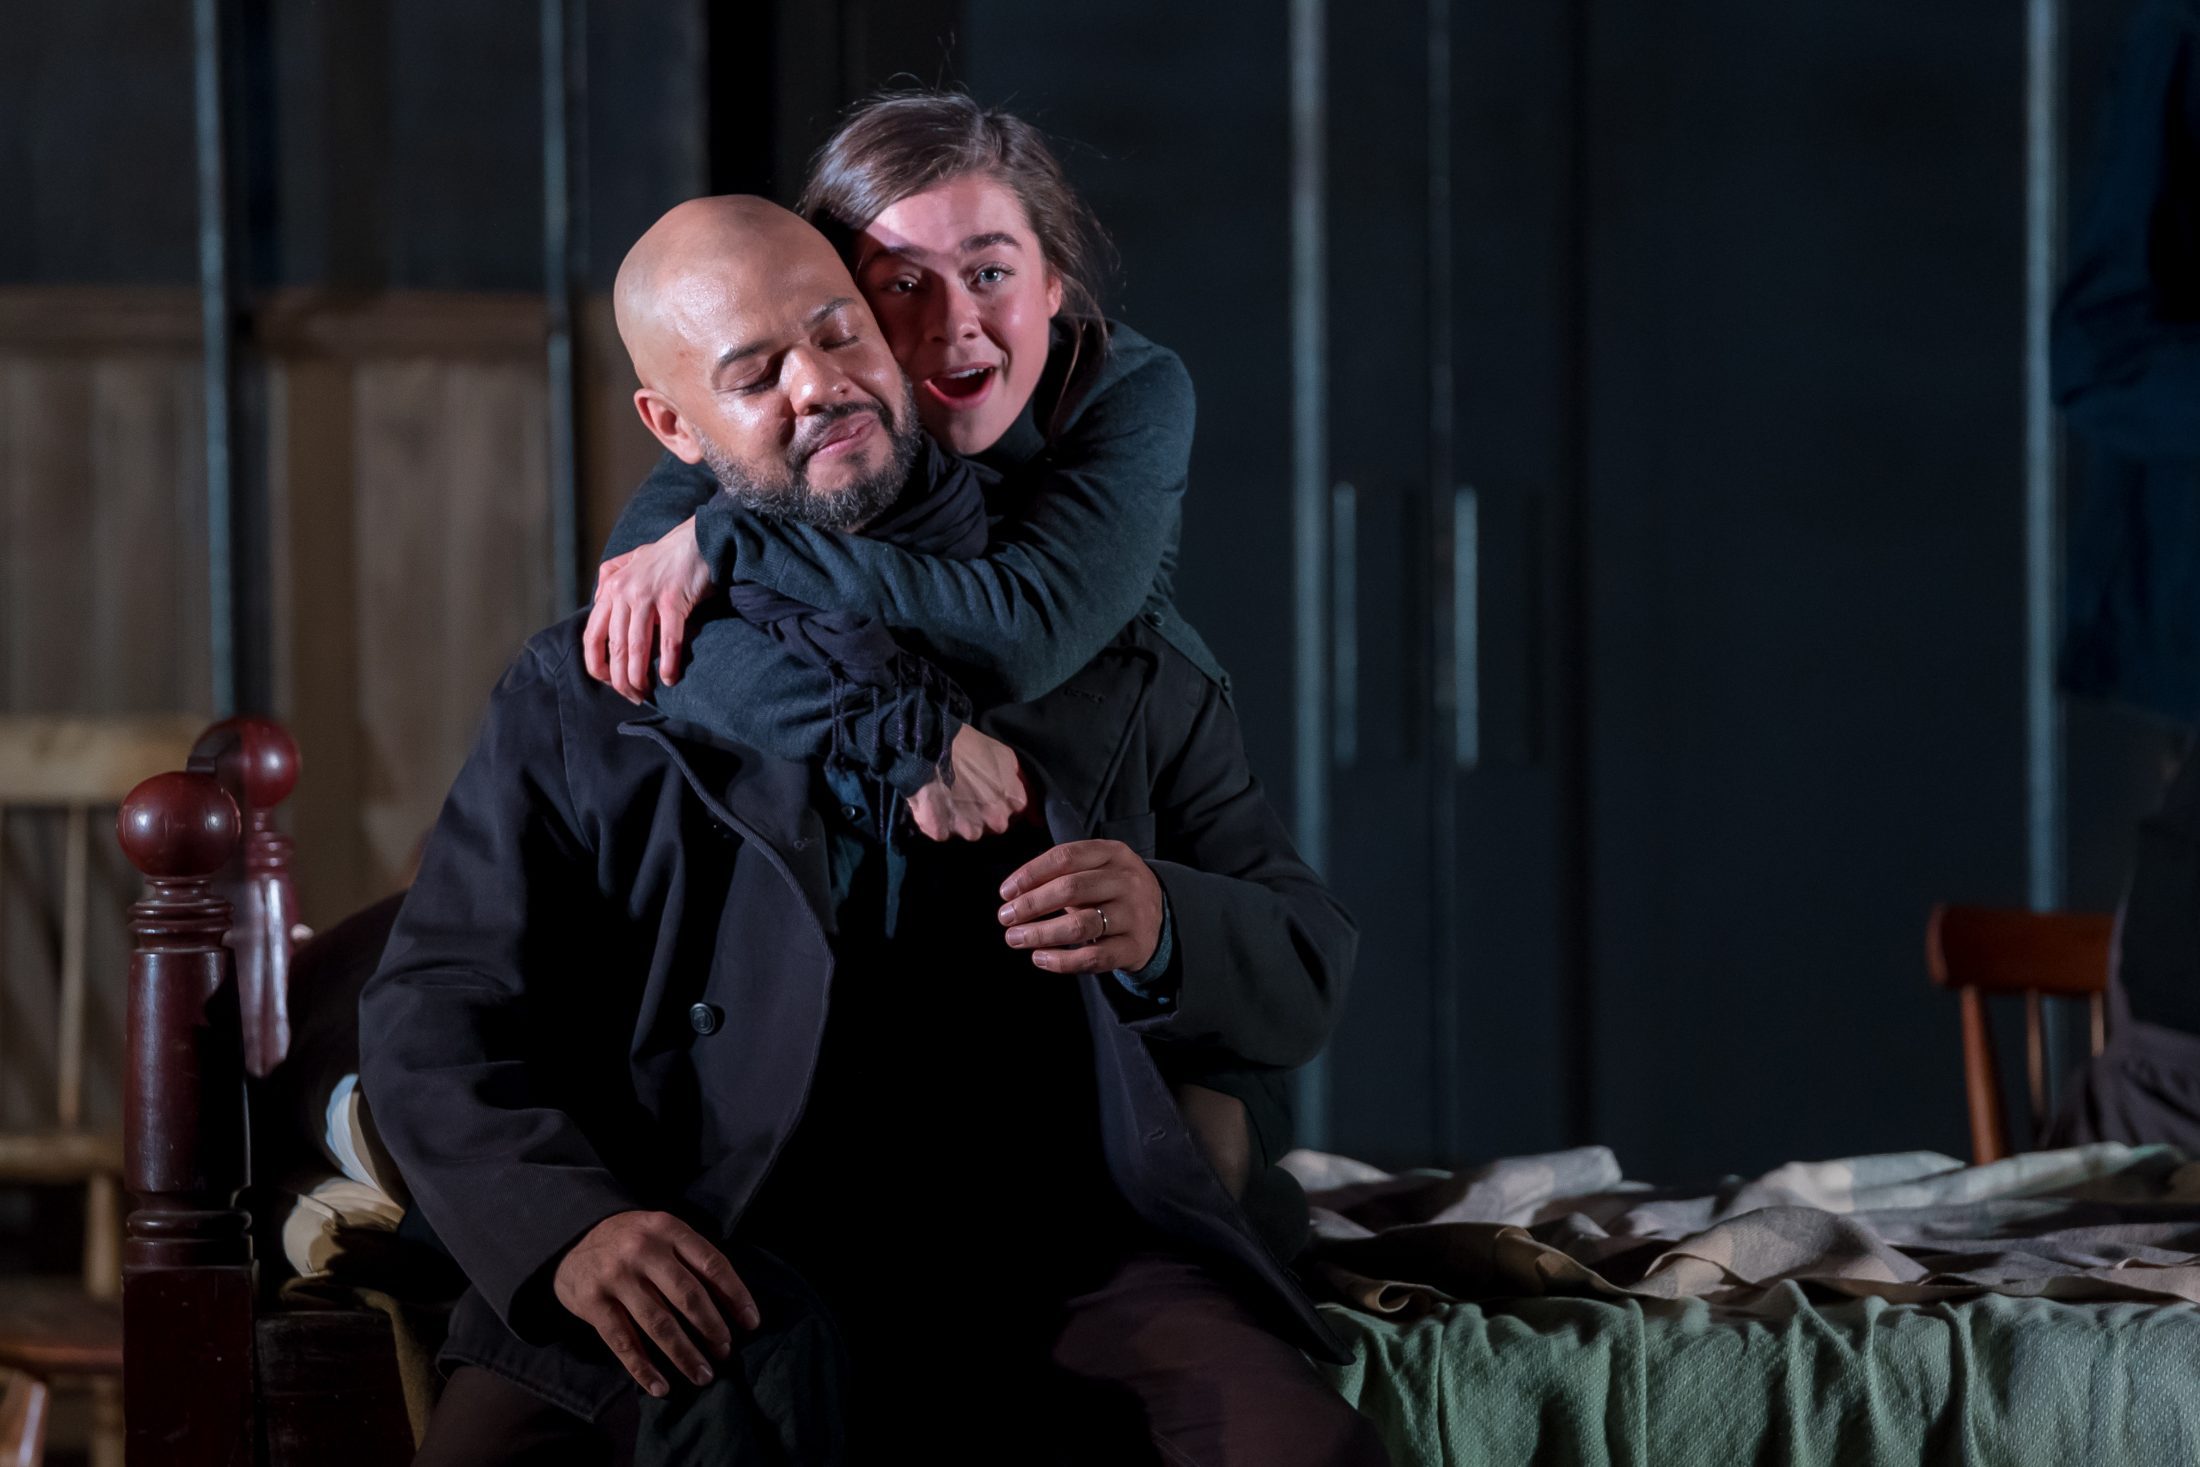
[885, 278, 918, 295]
[972, 265, 1012, 287]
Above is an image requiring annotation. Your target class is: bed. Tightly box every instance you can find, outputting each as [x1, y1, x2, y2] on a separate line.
[107, 719, 2200, 1465]
[1296, 1146, 2200, 1464]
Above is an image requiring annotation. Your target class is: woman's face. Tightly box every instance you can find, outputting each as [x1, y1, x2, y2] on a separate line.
[852, 173, 1065, 456]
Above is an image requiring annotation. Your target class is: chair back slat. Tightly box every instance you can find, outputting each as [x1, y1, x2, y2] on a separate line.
[0, 801, 7, 1116]
[0, 715, 204, 1137]
[1957, 987, 2009, 1163]
[1927, 904, 2114, 1164]
[0, 718, 209, 806]
[1927, 905, 2115, 997]
[2023, 990, 2048, 1136]
[57, 804, 89, 1131]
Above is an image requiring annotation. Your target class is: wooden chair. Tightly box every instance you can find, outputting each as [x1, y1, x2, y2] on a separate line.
[1925, 903, 2116, 1165]
[0, 714, 204, 1467]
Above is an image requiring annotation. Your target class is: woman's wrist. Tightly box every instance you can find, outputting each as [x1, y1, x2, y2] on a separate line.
[691, 492, 741, 587]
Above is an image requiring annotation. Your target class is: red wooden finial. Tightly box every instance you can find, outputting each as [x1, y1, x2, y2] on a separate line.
[193, 715, 300, 813]
[116, 772, 241, 881]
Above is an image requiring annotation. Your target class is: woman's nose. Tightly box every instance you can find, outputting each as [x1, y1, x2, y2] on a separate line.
[929, 283, 982, 342]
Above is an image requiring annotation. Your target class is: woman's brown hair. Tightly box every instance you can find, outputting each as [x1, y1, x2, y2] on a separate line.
[796, 89, 1117, 334]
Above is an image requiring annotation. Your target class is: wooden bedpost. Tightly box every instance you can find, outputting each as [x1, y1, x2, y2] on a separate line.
[191, 717, 302, 1077]
[117, 770, 255, 1467]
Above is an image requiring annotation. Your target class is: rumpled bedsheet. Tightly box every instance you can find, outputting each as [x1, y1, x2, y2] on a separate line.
[1290, 1144, 2200, 1465]
[1287, 1142, 2200, 1312]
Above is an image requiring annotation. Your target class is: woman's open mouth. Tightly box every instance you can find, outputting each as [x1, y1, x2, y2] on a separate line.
[923, 364, 997, 409]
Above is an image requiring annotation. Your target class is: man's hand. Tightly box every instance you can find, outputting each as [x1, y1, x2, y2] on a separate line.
[908, 724, 1030, 840]
[551, 1211, 759, 1397]
[997, 839, 1164, 974]
[584, 516, 713, 703]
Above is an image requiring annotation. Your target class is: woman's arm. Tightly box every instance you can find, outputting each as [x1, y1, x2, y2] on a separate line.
[697, 345, 1196, 705]
[653, 604, 952, 796]
[592, 462, 959, 790]
[588, 455, 720, 696]
[2052, 5, 2200, 462]
[589, 459, 1029, 831]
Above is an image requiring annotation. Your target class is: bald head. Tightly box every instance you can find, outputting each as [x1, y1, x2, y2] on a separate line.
[617, 195, 919, 532]
[615, 196, 857, 390]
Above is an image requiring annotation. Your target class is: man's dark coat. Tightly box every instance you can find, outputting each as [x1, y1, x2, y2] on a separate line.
[359, 611, 1356, 1418]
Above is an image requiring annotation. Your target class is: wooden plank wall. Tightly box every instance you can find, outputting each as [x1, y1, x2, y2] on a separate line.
[0, 285, 656, 1128]
[0, 291, 208, 1130]
[268, 291, 656, 921]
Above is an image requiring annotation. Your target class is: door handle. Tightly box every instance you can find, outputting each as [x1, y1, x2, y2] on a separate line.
[1332, 481, 1357, 768]
[1455, 485, 1479, 770]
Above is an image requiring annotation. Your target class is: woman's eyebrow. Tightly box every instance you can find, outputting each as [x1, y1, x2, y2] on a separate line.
[857, 234, 1020, 272]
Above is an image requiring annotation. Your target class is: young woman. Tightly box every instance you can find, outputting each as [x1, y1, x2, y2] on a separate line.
[585, 91, 1225, 832]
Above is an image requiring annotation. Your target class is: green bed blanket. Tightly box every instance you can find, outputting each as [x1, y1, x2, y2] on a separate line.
[1291, 1144, 2200, 1464]
[1319, 1285, 2200, 1466]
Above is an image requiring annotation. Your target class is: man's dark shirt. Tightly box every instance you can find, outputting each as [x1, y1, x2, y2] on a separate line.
[737, 770, 1128, 1324]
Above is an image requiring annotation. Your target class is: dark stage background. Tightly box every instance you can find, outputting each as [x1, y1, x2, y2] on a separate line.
[0, 0, 2170, 1185]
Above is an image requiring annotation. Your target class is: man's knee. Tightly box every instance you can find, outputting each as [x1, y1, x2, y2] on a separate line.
[1052, 1254, 1388, 1466]
[414, 1365, 633, 1467]
[1166, 1353, 1389, 1467]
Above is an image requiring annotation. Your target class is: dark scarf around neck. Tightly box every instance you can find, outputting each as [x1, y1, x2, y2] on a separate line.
[719, 437, 989, 791]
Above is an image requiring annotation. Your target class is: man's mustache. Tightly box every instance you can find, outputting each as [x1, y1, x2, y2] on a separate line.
[789, 400, 892, 468]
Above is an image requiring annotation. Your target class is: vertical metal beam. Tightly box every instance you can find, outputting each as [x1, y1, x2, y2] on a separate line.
[543, 0, 589, 613]
[1289, 0, 1333, 1151]
[1557, 0, 1597, 1152]
[2024, 0, 2069, 1089]
[194, 0, 240, 717]
[1426, 0, 1463, 1166]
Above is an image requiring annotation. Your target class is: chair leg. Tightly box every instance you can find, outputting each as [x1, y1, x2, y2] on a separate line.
[88, 1377, 122, 1467]
[0, 1370, 50, 1467]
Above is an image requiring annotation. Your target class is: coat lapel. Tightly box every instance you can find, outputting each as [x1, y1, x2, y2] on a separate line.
[981, 642, 1157, 841]
[616, 713, 834, 930]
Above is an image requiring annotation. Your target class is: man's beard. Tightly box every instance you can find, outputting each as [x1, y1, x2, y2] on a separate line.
[695, 381, 921, 533]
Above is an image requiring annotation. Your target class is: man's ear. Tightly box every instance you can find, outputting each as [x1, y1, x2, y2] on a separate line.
[633, 388, 708, 464]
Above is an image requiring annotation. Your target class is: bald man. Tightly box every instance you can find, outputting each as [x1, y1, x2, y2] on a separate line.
[614, 197, 923, 533]
[362, 198, 1383, 1465]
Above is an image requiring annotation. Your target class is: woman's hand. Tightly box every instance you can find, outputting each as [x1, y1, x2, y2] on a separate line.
[908, 724, 1030, 840]
[996, 839, 1164, 975]
[584, 516, 713, 703]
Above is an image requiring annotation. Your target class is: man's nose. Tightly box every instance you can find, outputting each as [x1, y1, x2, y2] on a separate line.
[785, 345, 857, 411]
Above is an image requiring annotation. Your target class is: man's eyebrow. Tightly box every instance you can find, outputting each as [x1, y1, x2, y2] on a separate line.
[715, 297, 855, 374]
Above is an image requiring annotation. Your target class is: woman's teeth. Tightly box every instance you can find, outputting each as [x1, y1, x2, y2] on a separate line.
[930, 366, 995, 402]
